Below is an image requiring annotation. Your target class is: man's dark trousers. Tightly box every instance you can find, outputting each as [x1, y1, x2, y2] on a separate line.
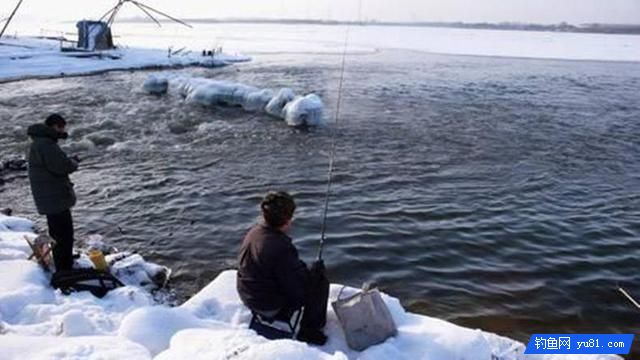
[46, 210, 74, 271]
[272, 267, 329, 330]
[300, 266, 330, 330]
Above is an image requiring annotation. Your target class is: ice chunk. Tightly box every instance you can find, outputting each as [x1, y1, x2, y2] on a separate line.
[165, 77, 326, 127]
[243, 89, 275, 112]
[143, 75, 169, 95]
[108, 253, 171, 289]
[177, 78, 201, 98]
[283, 94, 325, 127]
[0, 215, 34, 232]
[233, 84, 260, 107]
[265, 88, 296, 118]
[84, 234, 117, 254]
[184, 80, 251, 107]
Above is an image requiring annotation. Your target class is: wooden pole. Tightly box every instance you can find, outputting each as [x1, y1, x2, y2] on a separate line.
[0, 0, 24, 39]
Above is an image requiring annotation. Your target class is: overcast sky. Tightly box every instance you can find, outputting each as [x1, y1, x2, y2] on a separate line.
[6, 0, 640, 24]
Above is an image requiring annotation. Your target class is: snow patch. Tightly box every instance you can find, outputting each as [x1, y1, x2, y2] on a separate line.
[156, 328, 347, 360]
[60, 309, 96, 336]
[0, 335, 152, 360]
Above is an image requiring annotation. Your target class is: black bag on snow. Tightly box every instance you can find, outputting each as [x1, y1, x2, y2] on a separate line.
[51, 268, 124, 298]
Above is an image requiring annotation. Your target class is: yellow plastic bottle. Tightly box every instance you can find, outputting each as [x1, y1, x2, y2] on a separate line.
[89, 249, 108, 271]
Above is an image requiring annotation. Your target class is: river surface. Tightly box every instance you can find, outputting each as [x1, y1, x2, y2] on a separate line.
[1, 23, 640, 350]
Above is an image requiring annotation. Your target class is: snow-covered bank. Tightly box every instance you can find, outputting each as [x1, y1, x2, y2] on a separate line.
[0, 215, 621, 359]
[0, 36, 250, 83]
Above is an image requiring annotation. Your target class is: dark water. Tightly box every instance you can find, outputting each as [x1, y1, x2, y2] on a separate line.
[1, 50, 640, 350]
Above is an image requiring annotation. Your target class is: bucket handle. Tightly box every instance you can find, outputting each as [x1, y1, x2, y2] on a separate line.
[336, 285, 348, 301]
[336, 282, 375, 302]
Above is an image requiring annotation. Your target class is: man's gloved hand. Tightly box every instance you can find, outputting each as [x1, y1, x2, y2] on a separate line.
[310, 259, 325, 276]
[71, 155, 81, 163]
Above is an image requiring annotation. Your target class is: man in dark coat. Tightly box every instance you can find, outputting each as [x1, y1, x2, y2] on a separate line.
[27, 114, 79, 272]
[237, 191, 329, 345]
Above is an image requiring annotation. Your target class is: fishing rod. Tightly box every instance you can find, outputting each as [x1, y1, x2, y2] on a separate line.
[0, 0, 24, 39]
[618, 287, 640, 309]
[317, 26, 351, 261]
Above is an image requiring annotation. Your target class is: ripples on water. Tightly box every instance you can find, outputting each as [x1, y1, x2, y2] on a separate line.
[1, 50, 640, 346]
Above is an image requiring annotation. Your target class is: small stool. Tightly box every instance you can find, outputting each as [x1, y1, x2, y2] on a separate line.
[249, 308, 303, 340]
[25, 235, 56, 272]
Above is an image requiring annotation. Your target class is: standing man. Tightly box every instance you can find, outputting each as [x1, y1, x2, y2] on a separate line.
[27, 114, 79, 272]
[237, 191, 329, 345]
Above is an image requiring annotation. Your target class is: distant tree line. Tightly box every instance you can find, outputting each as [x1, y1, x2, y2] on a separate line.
[396, 21, 640, 35]
[120, 17, 640, 35]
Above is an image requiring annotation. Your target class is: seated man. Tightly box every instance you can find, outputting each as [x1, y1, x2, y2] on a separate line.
[237, 191, 329, 345]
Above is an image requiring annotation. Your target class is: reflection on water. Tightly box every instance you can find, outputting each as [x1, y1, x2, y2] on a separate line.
[1, 50, 640, 347]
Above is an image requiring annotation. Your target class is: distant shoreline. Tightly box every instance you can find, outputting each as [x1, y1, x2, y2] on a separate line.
[116, 17, 640, 36]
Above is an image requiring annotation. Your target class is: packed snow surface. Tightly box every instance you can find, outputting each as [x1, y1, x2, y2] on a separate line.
[0, 36, 250, 83]
[0, 215, 622, 359]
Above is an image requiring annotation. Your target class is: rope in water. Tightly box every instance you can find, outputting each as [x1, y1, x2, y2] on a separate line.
[318, 26, 351, 261]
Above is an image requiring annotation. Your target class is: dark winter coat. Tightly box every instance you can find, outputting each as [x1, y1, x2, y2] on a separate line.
[27, 124, 78, 215]
[237, 224, 309, 314]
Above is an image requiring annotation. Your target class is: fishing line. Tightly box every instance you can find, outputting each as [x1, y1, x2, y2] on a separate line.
[318, 25, 351, 261]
